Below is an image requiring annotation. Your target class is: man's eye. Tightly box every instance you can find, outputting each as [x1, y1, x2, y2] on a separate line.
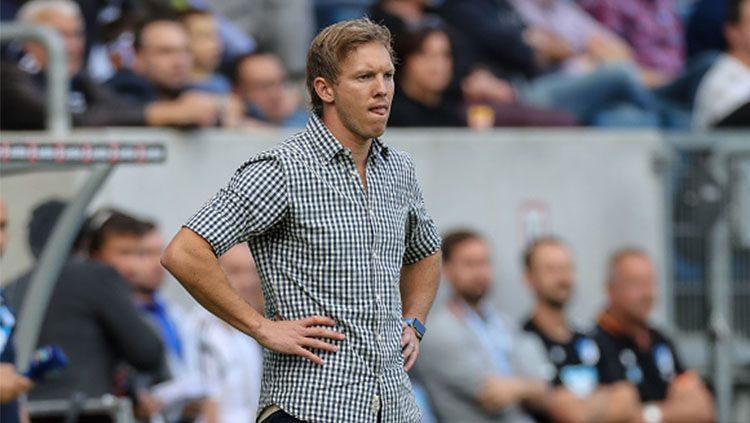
[384, 73, 394, 80]
[357, 75, 371, 81]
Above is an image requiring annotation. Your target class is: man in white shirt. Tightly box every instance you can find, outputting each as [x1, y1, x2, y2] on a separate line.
[693, 0, 750, 128]
[189, 243, 264, 423]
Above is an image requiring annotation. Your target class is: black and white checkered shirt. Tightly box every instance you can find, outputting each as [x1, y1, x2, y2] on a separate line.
[185, 113, 441, 423]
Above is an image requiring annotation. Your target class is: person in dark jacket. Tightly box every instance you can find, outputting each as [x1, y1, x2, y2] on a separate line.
[5, 200, 164, 402]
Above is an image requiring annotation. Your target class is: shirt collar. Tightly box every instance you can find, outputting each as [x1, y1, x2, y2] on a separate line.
[304, 113, 390, 165]
[597, 309, 653, 350]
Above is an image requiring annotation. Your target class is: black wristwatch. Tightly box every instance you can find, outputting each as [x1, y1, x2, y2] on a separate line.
[402, 317, 426, 341]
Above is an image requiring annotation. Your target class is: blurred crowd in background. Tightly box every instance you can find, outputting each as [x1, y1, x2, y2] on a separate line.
[0, 0, 748, 132]
[0, 0, 748, 422]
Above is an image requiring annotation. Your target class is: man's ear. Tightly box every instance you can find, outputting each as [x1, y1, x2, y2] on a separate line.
[523, 270, 533, 288]
[313, 76, 335, 105]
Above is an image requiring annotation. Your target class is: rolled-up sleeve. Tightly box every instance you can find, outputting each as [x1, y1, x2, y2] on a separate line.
[402, 156, 441, 265]
[185, 155, 288, 256]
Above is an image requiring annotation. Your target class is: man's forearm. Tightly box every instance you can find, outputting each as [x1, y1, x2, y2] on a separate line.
[399, 252, 441, 322]
[162, 228, 264, 338]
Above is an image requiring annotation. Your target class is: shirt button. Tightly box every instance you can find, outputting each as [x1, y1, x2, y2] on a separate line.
[371, 394, 381, 415]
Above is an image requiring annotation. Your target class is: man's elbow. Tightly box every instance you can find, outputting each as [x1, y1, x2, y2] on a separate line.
[160, 242, 177, 272]
[160, 231, 194, 277]
[160, 241, 179, 274]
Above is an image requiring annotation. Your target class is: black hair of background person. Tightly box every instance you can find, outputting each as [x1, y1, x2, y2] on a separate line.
[82, 208, 152, 256]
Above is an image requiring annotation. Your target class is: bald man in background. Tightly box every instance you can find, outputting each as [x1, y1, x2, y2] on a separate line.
[593, 249, 714, 423]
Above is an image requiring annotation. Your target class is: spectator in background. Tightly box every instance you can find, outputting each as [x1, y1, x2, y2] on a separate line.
[86, 208, 148, 282]
[436, 0, 659, 126]
[579, 0, 719, 128]
[693, 0, 750, 128]
[371, 0, 574, 126]
[180, 9, 231, 94]
[414, 230, 549, 423]
[593, 248, 715, 423]
[231, 51, 308, 127]
[389, 23, 575, 128]
[509, 0, 634, 77]
[6, 202, 163, 401]
[389, 24, 464, 127]
[577, 0, 685, 87]
[519, 237, 641, 423]
[0, 198, 33, 423]
[0, 0, 153, 130]
[106, 18, 245, 128]
[189, 243, 264, 423]
[200, 0, 310, 78]
[122, 222, 207, 423]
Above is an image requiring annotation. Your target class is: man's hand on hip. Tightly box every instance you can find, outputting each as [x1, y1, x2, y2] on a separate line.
[256, 316, 345, 365]
[401, 322, 420, 371]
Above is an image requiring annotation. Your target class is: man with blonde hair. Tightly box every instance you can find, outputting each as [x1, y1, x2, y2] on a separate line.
[162, 18, 442, 423]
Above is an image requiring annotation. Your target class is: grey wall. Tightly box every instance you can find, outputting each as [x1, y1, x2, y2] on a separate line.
[0, 128, 669, 327]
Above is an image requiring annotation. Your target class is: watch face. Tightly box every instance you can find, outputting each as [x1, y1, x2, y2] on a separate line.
[405, 318, 425, 338]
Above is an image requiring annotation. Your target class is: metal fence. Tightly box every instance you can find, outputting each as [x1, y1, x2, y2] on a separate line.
[671, 142, 750, 338]
[666, 133, 750, 423]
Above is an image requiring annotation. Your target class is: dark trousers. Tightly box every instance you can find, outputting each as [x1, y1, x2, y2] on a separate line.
[264, 410, 305, 423]
[264, 407, 383, 423]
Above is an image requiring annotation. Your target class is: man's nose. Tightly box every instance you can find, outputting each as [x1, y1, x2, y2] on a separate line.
[373, 76, 388, 96]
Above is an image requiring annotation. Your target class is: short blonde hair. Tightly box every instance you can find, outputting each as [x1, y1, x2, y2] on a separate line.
[306, 18, 394, 116]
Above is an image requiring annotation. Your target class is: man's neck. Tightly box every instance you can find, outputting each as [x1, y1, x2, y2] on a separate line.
[606, 307, 652, 350]
[453, 294, 484, 318]
[321, 110, 371, 169]
[532, 301, 571, 343]
[730, 49, 750, 70]
[382, 0, 425, 24]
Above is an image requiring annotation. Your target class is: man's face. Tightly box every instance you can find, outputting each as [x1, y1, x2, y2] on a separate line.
[26, 10, 85, 75]
[219, 244, 264, 313]
[133, 230, 165, 293]
[135, 22, 192, 91]
[727, 1, 750, 57]
[608, 255, 657, 325]
[183, 14, 222, 73]
[236, 54, 289, 122]
[0, 200, 7, 257]
[443, 238, 494, 304]
[322, 41, 395, 143]
[94, 233, 142, 282]
[526, 243, 575, 309]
